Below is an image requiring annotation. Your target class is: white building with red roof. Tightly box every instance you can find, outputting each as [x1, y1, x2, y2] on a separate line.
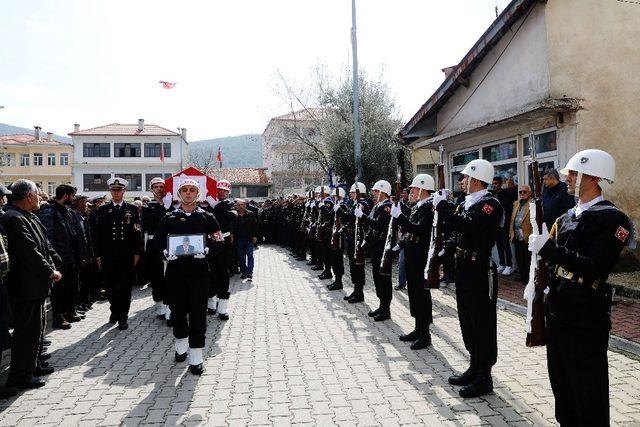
[69, 119, 188, 198]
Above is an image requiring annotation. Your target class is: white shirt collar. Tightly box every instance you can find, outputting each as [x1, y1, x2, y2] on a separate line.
[113, 201, 123, 208]
[463, 189, 489, 211]
[574, 195, 604, 217]
[417, 196, 432, 208]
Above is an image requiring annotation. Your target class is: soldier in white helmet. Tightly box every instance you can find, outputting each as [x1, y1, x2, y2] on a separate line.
[433, 159, 503, 398]
[154, 179, 220, 375]
[528, 149, 634, 425]
[390, 174, 437, 350]
[355, 180, 393, 321]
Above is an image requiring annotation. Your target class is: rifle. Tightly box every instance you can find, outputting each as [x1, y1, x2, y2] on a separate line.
[331, 187, 342, 250]
[380, 150, 406, 275]
[524, 132, 548, 347]
[300, 190, 312, 232]
[424, 145, 446, 289]
[354, 181, 366, 265]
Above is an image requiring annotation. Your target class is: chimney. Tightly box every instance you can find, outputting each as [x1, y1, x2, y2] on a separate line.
[47, 132, 53, 142]
[138, 118, 144, 132]
[73, 123, 80, 133]
[34, 126, 42, 140]
[181, 128, 187, 140]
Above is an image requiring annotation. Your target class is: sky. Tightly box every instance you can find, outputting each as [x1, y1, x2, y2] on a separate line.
[0, 0, 513, 141]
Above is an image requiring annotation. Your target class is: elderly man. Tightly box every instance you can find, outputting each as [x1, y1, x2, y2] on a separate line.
[233, 199, 258, 281]
[509, 185, 533, 283]
[0, 180, 62, 389]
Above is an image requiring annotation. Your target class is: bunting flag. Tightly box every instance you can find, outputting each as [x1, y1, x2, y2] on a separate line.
[327, 168, 337, 188]
[216, 146, 223, 168]
[159, 81, 176, 89]
[160, 143, 165, 163]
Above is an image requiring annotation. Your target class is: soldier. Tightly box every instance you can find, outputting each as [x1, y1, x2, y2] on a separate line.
[141, 177, 170, 325]
[433, 159, 503, 398]
[94, 177, 143, 331]
[355, 180, 393, 321]
[391, 174, 435, 349]
[206, 180, 237, 320]
[324, 187, 346, 290]
[154, 179, 220, 375]
[338, 182, 369, 303]
[529, 149, 634, 425]
[317, 186, 335, 281]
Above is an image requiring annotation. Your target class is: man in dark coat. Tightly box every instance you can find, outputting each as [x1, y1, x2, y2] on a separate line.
[542, 169, 575, 229]
[0, 179, 62, 389]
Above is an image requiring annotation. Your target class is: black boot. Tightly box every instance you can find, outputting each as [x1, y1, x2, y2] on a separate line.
[343, 292, 354, 301]
[327, 278, 343, 290]
[411, 324, 432, 350]
[189, 363, 204, 375]
[367, 307, 381, 317]
[175, 352, 187, 362]
[399, 330, 418, 342]
[373, 306, 391, 321]
[318, 271, 332, 279]
[348, 294, 364, 303]
[459, 367, 493, 398]
[448, 356, 478, 386]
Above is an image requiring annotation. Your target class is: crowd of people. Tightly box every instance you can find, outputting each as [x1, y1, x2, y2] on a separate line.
[0, 147, 633, 425]
[258, 148, 633, 426]
[0, 177, 260, 394]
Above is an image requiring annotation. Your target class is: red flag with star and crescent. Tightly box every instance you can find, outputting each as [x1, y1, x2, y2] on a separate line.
[159, 81, 176, 89]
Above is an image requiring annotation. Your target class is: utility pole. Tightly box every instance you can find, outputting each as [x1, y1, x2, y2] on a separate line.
[351, 0, 363, 181]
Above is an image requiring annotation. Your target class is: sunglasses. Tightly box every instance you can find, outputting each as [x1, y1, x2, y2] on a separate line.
[519, 190, 530, 194]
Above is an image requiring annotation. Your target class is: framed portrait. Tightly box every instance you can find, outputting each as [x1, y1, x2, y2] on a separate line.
[167, 233, 206, 257]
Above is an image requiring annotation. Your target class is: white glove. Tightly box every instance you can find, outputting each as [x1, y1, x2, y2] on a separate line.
[438, 249, 445, 257]
[390, 203, 402, 218]
[432, 189, 449, 208]
[163, 249, 177, 261]
[333, 204, 340, 212]
[162, 192, 173, 209]
[194, 247, 209, 259]
[528, 223, 550, 253]
[206, 195, 217, 207]
[231, 210, 238, 217]
[354, 206, 364, 218]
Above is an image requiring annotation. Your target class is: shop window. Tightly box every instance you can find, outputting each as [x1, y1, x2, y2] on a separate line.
[523, 130, 557, 156]
[452, 151, 479, 167]
[482, 140, 516, 162]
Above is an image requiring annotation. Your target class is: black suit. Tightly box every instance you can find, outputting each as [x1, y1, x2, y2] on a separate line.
[175, 244, 195, 256]
[360, 199, 393, 311]
[0, 205, 60, 385]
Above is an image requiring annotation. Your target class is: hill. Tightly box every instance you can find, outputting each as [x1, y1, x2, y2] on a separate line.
[189, 134, 263, 168]
[0, 123, 72, 144]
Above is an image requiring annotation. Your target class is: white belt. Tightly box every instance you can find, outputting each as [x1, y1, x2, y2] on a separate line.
[221, 232, 231, 238]
[147, 234, 154, 239]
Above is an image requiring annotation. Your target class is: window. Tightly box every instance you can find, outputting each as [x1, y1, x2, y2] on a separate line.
[145, 173, 172, 190]
[302, 128, 317, 137]
[33, 153, 43, 166]
[83, 143, 110, 157]
[282, 127, 297, 138]
[114, 143, 141, 158]
[47, 153, 56, 166]
[452, 151, 479, 167]
[493, 163, 518, 182]
[20, 153, 29, 166]
[60, 153, 69, 166]
[523, 130, 557, 156]
[231, 186, 241, 198]
[144, 143, 171, 158]
[0, 153, 16, 166]
[83, 174, 111, 191]
[482, 140, 516, 162]
[246, 186, 268, 198]
[416, 164, 434, 175]
[47, 182, 56, 195]
[122, 174, 143, 191]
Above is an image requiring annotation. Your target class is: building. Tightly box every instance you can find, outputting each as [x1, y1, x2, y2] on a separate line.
[262, 108, 326, 195]
[0, 127, 73, 195]
[208, 168, 271, 201]
[69, 119, 188, 198]
[399, 0, 640, 229]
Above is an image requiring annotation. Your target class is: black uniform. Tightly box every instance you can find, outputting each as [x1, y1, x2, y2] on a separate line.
[154, 207, 220, 349]
[338, 199, 369, 300]
[539, 200, 632, 426]
[208, 199, 236, 301]
[397, 199, 434, 339]
[438, 191, 503, 394]
[94, 201, 143, 324]
[360, 199, 393, 316]
[141, 200, 168, 307]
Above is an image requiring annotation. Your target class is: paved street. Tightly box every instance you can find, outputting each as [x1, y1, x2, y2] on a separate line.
[1, 245, 639, 426]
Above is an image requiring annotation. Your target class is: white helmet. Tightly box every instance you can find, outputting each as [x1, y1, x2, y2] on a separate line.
[372, 180, 392, 196]
[321, 185, 331, 195]
[461, 159, 494, 184]
[217, 179, 232, 192]
[333, 187, 346, 198]
[409, 174, 435, 192]
[349, 182, 367, 193]
[314, 186, 321, 194]
[559, 149, 615, 188]
[177, 178, 201, 205]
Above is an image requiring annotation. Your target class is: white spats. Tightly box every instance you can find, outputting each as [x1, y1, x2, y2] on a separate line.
[189, 347, 203, 365]
[207, 297, 218, 310]
[217, 299, 228, 315]
[175, 338, 188, 355]
[165, 305, 172, 320]
[155, 302, 166, 317]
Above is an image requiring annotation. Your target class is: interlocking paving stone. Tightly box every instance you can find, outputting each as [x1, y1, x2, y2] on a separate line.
[0, 245, 638, 425]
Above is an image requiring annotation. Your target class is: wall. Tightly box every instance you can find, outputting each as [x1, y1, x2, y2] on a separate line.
[436, 2, 551, 136]
[0, 143, 73, 192]
[545, 0, 640, 224]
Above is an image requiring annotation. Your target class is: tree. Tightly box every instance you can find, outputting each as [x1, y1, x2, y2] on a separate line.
[273, 65, 411, 191]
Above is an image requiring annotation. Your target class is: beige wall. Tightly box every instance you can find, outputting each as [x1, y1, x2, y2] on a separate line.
[0, 144, 73, 192]
[545, 0, 640, 224]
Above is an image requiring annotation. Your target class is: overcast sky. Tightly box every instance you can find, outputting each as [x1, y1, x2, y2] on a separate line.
[0, 0, 512, 140]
